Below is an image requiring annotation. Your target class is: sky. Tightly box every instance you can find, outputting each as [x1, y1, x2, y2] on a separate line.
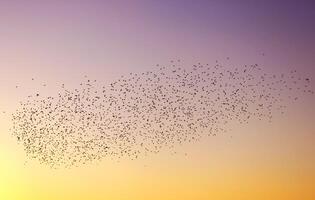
[0, 1, 315, 200]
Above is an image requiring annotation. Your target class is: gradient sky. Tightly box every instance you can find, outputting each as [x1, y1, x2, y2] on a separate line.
[0, 1, 315, 200]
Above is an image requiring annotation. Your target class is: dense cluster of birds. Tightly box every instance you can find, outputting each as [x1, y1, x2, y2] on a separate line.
[11, 60, 313, 168]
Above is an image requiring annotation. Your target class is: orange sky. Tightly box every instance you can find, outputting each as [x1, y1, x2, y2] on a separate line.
[1, 1, 315, 199]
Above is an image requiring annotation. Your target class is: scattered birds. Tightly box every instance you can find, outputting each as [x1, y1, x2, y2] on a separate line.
[11, 60, 313, 168]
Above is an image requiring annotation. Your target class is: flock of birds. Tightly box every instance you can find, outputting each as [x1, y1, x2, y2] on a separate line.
[10, 60, 313, 168]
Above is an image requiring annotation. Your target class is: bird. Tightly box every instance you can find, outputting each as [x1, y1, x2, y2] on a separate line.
[10, 59, 314, 168]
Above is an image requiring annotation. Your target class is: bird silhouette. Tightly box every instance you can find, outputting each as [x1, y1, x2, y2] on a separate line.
[11, 60, 314, 168]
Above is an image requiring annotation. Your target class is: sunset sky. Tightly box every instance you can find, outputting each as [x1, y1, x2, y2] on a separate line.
[0, 1, 315, 200]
